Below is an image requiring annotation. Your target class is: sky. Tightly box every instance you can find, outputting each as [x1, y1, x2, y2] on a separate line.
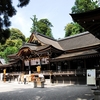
[10, 0, 75, 39]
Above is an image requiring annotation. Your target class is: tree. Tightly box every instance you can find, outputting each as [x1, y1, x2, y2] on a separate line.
[30, 15, 54, 38]
[71, 0, 99, 14]
[26, 37, 30, 42]
[71, 23, 84, 35]
[4, 46, 18, 62]
[10, 28, 26, 42]
[4, 28, 25, 50]
[30, 15, 38, 33]
[64, 0, 99, 37]
[64, 22, 84, 37]
[64, 23, 74, 37]
[0, 28, 26, 62]
[0, 0, 30, 44]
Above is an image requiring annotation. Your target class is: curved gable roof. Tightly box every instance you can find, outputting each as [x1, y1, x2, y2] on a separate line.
[24, 32, 100, 52]
[21, 43, 38, 51]
[34, 33, 63, 50]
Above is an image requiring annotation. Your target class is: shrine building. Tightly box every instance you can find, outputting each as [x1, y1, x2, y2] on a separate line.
[1, 8, 100, 85]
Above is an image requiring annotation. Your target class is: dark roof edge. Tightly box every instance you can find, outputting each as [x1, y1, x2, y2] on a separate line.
[57, 31, 89, 41]
[23, 43, 38, 46]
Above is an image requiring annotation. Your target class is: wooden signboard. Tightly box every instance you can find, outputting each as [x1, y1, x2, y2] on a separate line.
[3, 69, 6, 74]
[36, 66, 41, 73]
[87, 69, 96, 85]
[3, 69, 6, 82]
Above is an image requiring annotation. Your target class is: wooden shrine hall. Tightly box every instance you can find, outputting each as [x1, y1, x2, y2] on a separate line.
[0, 31, 100, 84]
[1, 8, 100, 84]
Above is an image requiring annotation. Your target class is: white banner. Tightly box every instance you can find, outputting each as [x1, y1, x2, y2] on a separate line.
[41, 57, 49, 64]
[31, 58, 40, 65]
[24, 60, 29, 66]
[25, 57, 49, 66]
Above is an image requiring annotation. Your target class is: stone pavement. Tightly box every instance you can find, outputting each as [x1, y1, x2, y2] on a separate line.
[0, 81, 94, 100]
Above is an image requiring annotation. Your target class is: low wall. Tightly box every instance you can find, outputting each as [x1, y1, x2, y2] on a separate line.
[53, 75, 86, 84]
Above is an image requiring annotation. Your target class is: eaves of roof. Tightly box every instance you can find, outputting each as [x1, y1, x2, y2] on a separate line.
[0, 61, 17, 68]
[51, 49, 99, 62]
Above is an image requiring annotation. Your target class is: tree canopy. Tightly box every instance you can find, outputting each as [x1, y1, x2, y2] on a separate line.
[0, 28, 26, 62]
[0, 0, 30, 44]
[71, 0, 99, 14]
[10, 28, 26, 42]
[30, 15, 54, 38]
[64, 0, 99, 37]
[64, 22, 84, 37]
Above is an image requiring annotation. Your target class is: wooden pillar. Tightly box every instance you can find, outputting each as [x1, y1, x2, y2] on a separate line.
[55, 62, 58, 71]
[84, 59, 86, 69]
[22, 60, 24, 72]
[68, 60, 71, 70]
[29, 59, 31, 75]
[19, 64, 21, 72]
[14, 66, 16, 72]
[9, 67, 10, 73]
[48, 59, 50, 70]
[3, 69, 6, 82]
[48, 63, 50, 70]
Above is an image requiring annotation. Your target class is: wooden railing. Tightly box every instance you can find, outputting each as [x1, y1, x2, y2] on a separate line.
[32, 69, 86, 76]
[9, 69, 86, 76]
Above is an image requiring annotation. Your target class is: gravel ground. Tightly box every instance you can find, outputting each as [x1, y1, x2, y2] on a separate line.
[0, 82, 94, 100]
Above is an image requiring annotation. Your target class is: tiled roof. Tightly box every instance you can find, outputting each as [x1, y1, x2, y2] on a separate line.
[21, 43, 51, 51]
[19, 32, 100, 54]
[51, 49, 99, 61]
[0, 62, 17, 68]
[58, 32, 100, 51]
[35, 33, 63, 50]
[36, 44, 50, 51]
[21, 43, 38, 50]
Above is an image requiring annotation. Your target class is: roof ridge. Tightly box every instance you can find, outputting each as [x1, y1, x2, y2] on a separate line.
[58, 31, 89, 41]
[35, 32, 57, 41]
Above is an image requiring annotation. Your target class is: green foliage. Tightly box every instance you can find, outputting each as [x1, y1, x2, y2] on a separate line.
[14, 39, 23, 49]
[26, 37, 29, 42]
[30, 15, 54, 38]
[0, 52, 5, 58]
[64, 23, 74, 37]
[64, 0, 99, 37]
[4, 46, 18, 56]
[0, 44, 4, 51]
[46, 28, 53, 38]
[4, 46, 18, 62]
[71, 0, 99, 14]
[10, 28, 26, 42]
[0, 0, 30, 44]
[0, 28, 26, 62]
[30, 15, 38, 33]
[6, 39, 15, 47]
[64, 22, 85, 37]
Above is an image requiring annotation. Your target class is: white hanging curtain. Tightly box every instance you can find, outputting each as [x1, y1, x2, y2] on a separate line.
[24, 60, 29, 66]
[41, 57, 49, 64]
[31, 58, 40, 65]
[37, 58, 40, 65]
[31, 59, 35, 65]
